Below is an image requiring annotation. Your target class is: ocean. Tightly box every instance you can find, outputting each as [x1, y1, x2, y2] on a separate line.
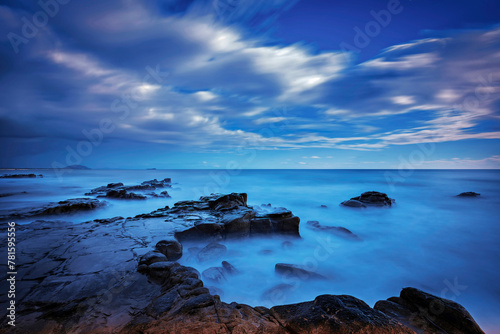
[1, 168, 499, 332]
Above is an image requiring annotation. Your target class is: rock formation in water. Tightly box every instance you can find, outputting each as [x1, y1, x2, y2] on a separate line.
[0, 193, 484, 334]
[341, 191, 395, 207]
[85, 178, 172, 199]
[456, 192, 480, 197]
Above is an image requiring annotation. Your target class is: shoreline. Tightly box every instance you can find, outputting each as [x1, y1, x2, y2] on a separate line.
[0, 192, 485, 333]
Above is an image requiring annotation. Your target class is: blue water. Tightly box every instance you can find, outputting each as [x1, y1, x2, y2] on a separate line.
[1, 169, 499, 332]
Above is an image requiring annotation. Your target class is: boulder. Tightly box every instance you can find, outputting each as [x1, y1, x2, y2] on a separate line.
[139, 251, 168, 266]
[202, 267, 227, 283]
[340, 199, 367, 208]
[342, 191, 394, 207]
[457, 192, 480, 197]
[221, 261, 239, 275]
[0, 173, 37, 178]
[155, 240, 183, 261]
[197, 243, 227, 263]
[375, 287, 485, 334]
[275, 263, 326, 280]
[306, 220, 361, 241]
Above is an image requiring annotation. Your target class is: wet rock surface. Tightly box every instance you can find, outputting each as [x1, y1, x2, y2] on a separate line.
[85, 178, 172, 199]
[374, 287, 485, 334]
[0, 198, 106, 220]
[341, 191, 395, 207]
[0, 193, 484, 334]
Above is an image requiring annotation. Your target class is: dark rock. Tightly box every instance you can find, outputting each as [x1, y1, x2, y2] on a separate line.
[457, 192, 480, 197]
[320, 205, 328, 208]
[107, 182, 124, 188]
[160, 190, 171, 197]
[155, 240, 183, 261]
[0, 173, 37, 178]
[375, 287, 485, 334]
[102, 189, 147, 199]
[275, 263, 326, 280]
[1, 198, 106, 219]
[307, 220, 361, 241]
[342, 191, 395, 207]
[261, 284, 295, 304]
[221, 261, 239, 275]
[139, 251, 168, 266]
[340, 199, 367, 208]
[197, 242, 227, 263]
[271, 294, 414, 334]
[203, 193, 248, 211]
[202, 267, 227, 283]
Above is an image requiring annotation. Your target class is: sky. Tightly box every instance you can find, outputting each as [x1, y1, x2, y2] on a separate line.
[1, 0, 500, 169]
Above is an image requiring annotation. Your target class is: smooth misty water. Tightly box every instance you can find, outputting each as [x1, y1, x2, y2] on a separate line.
[1, 169, 499, 332]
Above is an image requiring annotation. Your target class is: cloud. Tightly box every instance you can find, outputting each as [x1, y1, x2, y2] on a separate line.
[1, 0, 500, 168]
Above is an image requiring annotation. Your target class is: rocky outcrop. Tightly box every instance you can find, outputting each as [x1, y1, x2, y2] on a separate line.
[0, 197, 106, 219]
[306, 220, 361, 241]
[0, 173, 39, 178]
[85, 178, 172, 198]
[101, 189, 147, 199]
[374, 287, 485, 334]
[341, 191, 395, 207]
[457, 192, 480, 197]
[173, 193, 300, 241]
[0, 193, 485, 334]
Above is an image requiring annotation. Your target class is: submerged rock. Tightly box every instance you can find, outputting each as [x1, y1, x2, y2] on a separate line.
[202, 267, 227, 283]
[197, 242, 227, 263]
[307, 220, 361, 241]
[221, 261, 239, 275]
[342, 191, 395, 207]
[457, 192, 480, 197]
[375, 287, 485, 334]
[275, 263, 326, 280]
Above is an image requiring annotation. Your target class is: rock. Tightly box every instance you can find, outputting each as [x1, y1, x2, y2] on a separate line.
[342, 191, 395, 207]
[374, 287, 485, 334]
[160, 190, 171, 197]
[203, 193, 248, 211]
[340, 199, 367, 208]
[275, 263, 326, 280]
[261, 284, 295, 304]
[221, 261, 239, 275]
[139, 251, 168, 266]
[271, 294, 414, 334]
[197, 243, 227, 263]
[0, 191, 28, 197]
[0, 173, 37, 178]
[155, 240, 183, 261]
[207, 286, 224, 297]
[457, 192, 480, 197]
[307, 220, 361, 241]
[102, 189, 147, 199]
[1, 198, 106, 219]
[107, 182, 124, 188]
[320, 205, 328, 208]
[202, 267, 227, 283]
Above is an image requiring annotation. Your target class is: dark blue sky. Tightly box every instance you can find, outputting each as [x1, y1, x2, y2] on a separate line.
[1, 0, 500, 169]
